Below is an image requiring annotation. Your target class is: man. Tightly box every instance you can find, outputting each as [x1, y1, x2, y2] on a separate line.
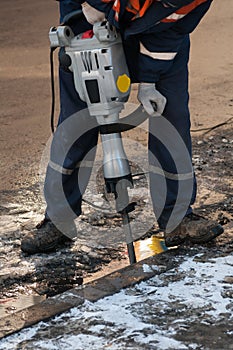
[21, 0, 224, 254]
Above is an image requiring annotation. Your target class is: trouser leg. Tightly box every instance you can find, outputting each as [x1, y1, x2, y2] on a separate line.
[44, 67, 99, 222]
[148, 36, 197, 231]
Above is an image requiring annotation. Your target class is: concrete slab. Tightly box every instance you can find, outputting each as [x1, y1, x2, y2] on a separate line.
[0, 248, 187, 339]
[0, 245, 232, 349]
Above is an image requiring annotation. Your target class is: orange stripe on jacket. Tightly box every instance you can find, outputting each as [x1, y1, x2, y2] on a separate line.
[161, 0, 208, 22]
[112, 0, 121, 20]
[101, 0, 153, 20]
[126, 0, 153, 18]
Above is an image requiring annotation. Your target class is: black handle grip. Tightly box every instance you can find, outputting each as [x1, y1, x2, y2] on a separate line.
[62, 9, 84, 25]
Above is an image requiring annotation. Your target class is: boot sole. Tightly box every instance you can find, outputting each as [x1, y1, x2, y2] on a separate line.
[188, 224, 224, 244]
[165, 236, 186, 248]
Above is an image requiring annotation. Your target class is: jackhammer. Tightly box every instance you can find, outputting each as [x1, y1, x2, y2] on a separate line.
[49, 11, 148, 264]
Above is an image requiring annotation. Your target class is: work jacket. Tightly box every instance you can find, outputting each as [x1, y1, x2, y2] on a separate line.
[59, 0, 213, 82]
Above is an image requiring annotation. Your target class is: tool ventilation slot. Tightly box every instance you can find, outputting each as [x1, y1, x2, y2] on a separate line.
[85, 79, 100, 103]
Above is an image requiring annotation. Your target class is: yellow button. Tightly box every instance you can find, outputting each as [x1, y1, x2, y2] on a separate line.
[116, 74, 131, 93]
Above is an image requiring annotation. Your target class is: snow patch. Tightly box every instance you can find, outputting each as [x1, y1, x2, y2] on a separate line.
[0, 255, 232, 350]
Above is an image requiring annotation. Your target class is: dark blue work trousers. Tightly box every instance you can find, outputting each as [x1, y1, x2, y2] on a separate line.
[44, 3, 196, 230]
[148, 36, 196, 229]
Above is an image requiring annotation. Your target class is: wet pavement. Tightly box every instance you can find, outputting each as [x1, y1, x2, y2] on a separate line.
[0, 191, 232, 348]
[0, 130, 232, 348]
[0, 243, 232, 349]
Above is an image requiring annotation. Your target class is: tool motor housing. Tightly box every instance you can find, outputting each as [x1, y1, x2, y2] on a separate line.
[49, 22, 131, 120]
[49, 21, 132, 190]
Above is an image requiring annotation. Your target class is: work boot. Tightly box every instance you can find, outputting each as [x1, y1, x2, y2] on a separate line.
[21, 218, 73, 254]
[164, 213, 224, 248]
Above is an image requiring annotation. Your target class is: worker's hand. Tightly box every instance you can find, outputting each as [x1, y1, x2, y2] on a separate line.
[137, 83, 167, 117]
[81, 2, 105, 25]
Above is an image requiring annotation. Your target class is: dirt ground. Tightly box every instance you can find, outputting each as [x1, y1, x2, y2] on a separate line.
[0, 0, 232, 323]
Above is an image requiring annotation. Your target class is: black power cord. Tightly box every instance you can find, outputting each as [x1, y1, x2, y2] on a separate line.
[50, 47, 57, 133]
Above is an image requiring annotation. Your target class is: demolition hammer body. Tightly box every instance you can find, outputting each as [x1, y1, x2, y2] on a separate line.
[49, 18, 137, 264]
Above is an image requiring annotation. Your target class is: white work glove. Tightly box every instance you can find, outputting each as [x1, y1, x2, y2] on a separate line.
[137, 83, 167, 117]
[81, 2, 105, 25]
